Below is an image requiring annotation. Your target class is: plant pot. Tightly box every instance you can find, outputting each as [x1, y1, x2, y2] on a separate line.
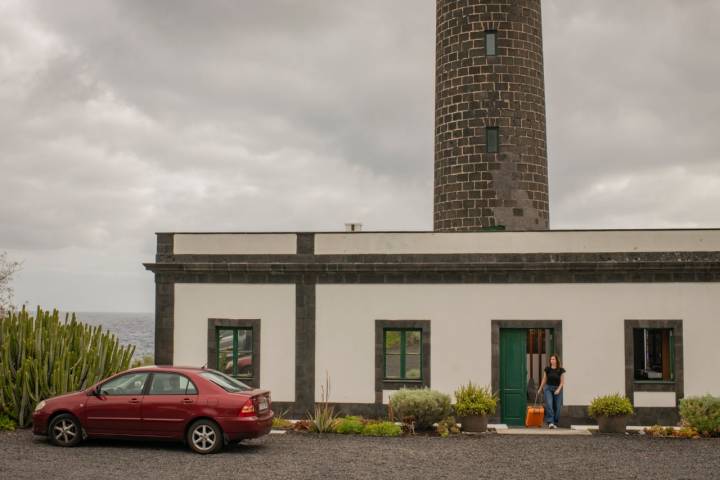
[460, 414, 488, 433]
[597, 415, 628, 434]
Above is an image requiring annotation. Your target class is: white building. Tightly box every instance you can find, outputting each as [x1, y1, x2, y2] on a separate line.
[145, 230, 720, 425]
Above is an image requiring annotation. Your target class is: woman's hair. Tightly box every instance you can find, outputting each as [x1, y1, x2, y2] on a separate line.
[549, 354, 562, 368]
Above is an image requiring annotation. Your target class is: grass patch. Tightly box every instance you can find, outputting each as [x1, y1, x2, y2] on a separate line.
[335, 416, 365, 435]
[362, 421, 402, 437]
[0, 413, 16, 432]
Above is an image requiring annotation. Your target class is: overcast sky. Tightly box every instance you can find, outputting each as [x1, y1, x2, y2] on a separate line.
[2, 0, 719, 313]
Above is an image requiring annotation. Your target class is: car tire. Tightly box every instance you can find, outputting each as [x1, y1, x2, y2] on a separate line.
[187, 419, 224, 454]
[48, 413, 83, 447]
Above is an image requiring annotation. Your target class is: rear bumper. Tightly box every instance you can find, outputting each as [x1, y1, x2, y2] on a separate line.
[217, 410, 274, 441]
[32, 412, 49, 436]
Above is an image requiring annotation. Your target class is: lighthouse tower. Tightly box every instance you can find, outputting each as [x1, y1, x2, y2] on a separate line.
[434, 0, 550, 231]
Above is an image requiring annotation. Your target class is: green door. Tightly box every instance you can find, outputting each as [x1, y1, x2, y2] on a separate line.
[500, 329, 528, 426]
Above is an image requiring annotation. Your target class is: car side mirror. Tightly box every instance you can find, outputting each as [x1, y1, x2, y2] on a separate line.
[88, 386, 101, 396]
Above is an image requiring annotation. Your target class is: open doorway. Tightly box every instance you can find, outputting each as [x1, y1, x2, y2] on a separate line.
[492, 321, 562, 426]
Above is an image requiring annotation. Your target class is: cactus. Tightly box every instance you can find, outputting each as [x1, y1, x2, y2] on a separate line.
[0, 307, 135, 427]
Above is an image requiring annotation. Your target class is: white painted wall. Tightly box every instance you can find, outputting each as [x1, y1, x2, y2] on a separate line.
[634, 392, 677, 408]
[174, 234, 297, 255]
[314, 230, 720, 255]
[315, 284, 720, 405]
[174, 284, 296, 402]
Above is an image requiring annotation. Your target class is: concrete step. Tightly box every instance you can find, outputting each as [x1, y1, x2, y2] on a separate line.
[497, 427, 591, 436]
[571, 425, 678, 433]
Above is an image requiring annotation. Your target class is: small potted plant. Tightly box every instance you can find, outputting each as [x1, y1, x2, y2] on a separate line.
[454, 382, 497, 433]
[588, 393, 634, 433]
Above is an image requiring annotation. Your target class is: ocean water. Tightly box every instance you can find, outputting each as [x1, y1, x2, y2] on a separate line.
[65, 312, 154, 360]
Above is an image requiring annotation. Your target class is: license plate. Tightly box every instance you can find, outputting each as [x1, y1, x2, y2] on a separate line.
[258, 398, 268, 411]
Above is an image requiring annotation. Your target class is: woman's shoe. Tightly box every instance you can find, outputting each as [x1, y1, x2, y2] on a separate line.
[549, 423, 556, 429]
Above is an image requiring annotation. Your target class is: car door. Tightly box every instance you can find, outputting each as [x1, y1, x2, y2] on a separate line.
[84, 372, 149, 436]
[141, 372, 199, 438]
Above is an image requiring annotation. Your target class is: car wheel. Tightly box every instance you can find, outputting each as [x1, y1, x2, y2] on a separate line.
[187, 419, 223, 454]
[48, 414, 82, 447]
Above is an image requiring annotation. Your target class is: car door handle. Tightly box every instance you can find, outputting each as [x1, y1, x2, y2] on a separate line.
[181, 398, 194, 405]
[128, 398, 141, 404]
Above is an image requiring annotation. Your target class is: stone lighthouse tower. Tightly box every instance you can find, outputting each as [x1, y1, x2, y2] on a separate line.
[434, 0, 549, 231]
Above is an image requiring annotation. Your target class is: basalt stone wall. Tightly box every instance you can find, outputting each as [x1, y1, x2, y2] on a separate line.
[434, 0, 549, 231]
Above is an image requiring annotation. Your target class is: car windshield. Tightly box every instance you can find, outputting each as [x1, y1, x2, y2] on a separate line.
[200, 370, 252, 393]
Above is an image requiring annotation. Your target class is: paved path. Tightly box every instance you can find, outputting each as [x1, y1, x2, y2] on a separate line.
[1, 429, 718, 479]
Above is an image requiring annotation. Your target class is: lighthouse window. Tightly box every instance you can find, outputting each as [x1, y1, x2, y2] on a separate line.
[485, 30, 497, 56]
[486, 127, 499, 153]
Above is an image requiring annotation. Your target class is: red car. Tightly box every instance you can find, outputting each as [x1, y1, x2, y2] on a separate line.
[32, 366, 273, 454]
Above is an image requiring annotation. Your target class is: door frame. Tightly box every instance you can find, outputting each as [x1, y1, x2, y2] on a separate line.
[491, 320, 563, 422]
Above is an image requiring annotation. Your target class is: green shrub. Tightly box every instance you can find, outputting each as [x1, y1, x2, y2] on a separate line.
[308, 403, 336, 433]
[0, 413, 16, 431]
[644, 424, 700, 439]
[334, 416, 365, 434]
[272, 417, 293, 430]
[588, 394, 634, 418]
[307, 372, 337, 433]
[389, 388, 452, 430]
[362, 421, 402, 437]
[680, 395, 720, 437]
[454, 382, 497, 417]
[436, 416, 460, 438]
[272, 410, 293, 430]
[0, 308, 135, 427]
[676, 426, 702, 439]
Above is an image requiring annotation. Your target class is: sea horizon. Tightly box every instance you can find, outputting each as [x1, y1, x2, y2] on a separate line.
[58, 311, 155, 361]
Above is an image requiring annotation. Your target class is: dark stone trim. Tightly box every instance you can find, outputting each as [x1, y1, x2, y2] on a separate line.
[270, 401, 388, 420]
[144, 266, 720, 285]
[491, 320, 563, 399]
[624, 320, 684, 406]
[159, 250, 720, 266]
[154, 274, 174, 365]
[560, 405, 680, 428]
[206, 318, 261, 388]
[630, 407, 681, 426]
[374, 320, 431, 404]
[296, 233, 315, 255]
[632, 382, 676, 392]
[156, 233, 174, 262]
[145, 249, 720, 284]
[272, 402, 678, 425]
[295, 282, 315, 414]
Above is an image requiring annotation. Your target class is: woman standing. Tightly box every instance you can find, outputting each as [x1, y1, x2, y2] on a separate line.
[537, 354, 565, 428]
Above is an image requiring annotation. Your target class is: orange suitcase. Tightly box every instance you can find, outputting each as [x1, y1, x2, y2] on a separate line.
[525, 393, 544, 428]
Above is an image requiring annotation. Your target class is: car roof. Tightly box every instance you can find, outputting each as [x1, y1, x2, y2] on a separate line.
[128, 365, 209, 374]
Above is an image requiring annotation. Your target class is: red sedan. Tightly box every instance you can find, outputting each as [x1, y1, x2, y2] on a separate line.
[32, 366, 273, 454]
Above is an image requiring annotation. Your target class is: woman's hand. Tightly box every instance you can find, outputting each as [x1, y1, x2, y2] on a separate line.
[554, 388, 562, 395]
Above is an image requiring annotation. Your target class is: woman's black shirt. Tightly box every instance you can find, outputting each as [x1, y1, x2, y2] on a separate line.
[544, 367, 566, 387]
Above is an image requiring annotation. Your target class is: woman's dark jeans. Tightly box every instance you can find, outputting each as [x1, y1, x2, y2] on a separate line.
[543, 384, 563, 425]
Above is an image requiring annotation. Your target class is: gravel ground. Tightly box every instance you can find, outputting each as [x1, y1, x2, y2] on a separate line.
[1, 429, 719, 480]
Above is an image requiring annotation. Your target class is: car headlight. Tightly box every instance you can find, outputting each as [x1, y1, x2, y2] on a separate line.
[34, 401, 46, 412]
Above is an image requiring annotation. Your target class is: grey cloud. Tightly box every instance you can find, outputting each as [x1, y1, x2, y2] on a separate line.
[0, 0, 718, 310]
[543, 0, 720, 227]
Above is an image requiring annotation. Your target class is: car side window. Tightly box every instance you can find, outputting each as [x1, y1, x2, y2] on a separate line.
[100, 373, 149, 396]
[185, 381, 198, 395]
[148, 373, 198, 395]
